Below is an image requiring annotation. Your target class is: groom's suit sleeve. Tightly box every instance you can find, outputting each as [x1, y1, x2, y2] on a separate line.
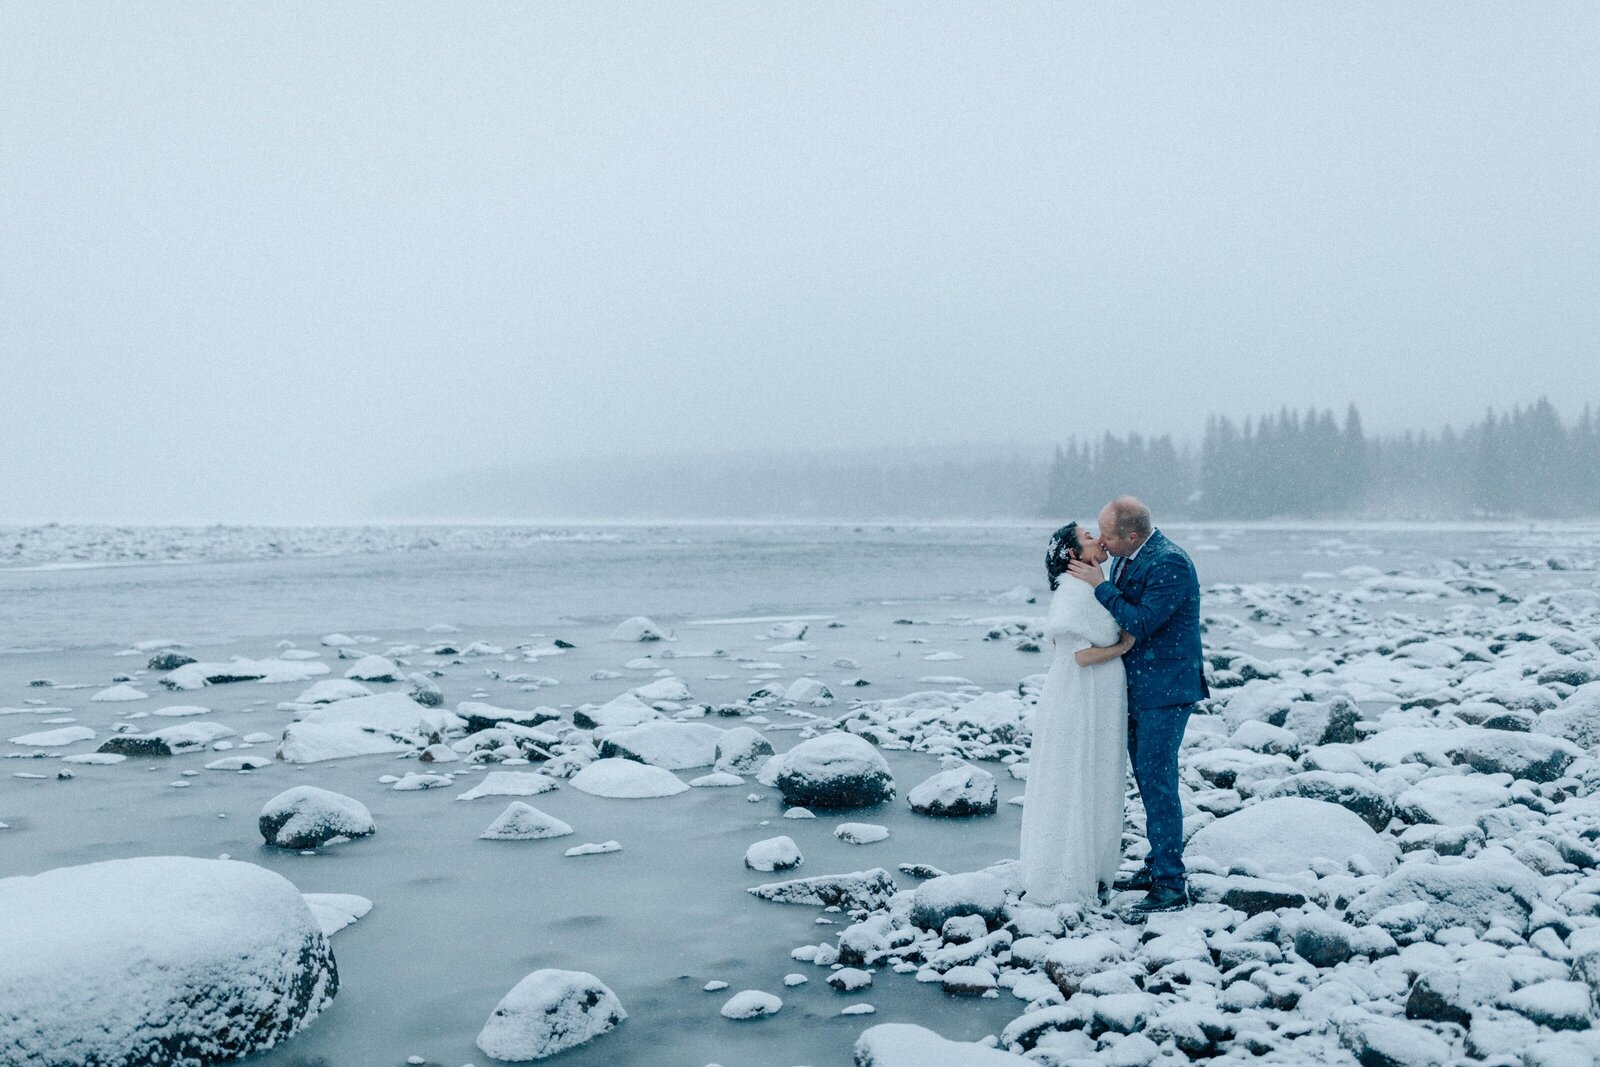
[1094, 556, 1189, 643]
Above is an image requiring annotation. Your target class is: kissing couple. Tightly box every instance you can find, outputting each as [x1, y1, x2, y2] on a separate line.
[1018, 495, 1208, 915]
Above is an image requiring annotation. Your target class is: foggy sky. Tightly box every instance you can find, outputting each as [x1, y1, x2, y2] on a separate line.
[4, 3, 1597, 524]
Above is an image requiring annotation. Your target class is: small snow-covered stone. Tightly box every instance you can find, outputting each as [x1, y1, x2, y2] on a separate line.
[391, 772, 452, 791]
[343, 655, 402, 682]
[907, 766, 997, 817]
[475, 969, 626, 1059]
[1498, 980, 1592, 1031]
[719, 990, 782, 1019]
[610, 616, 667, 642]
[713, 726, 773, 774]
[479, 802, 574, 841]
[259, 786, 375, 849]
[301, 892, 372, 936]
[1348, 847, 1541, 937]
[7, 725, 95, 747]
[748, 869, 897, 910]
[572, 692, 661, 731]
[744, 836, 803, 872]
[90, 684, 148, 702]
[569, 758, 688, 798]
[910, 872, 1006, 931]
[836, 822, 890, 844]
[275, 722, 415, 763]
[563, 840, 621, 856]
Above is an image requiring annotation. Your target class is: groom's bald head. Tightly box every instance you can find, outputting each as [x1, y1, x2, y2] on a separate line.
[1098, 496, 1153, 557]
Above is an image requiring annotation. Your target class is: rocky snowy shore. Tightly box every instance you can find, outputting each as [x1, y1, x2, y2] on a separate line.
[3, 532, 1599, 1065]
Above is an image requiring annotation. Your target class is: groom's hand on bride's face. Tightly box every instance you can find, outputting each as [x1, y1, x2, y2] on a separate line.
[1065, 558, 1104, 586]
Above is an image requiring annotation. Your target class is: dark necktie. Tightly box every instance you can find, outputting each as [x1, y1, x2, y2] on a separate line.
[1114, 557, 1128, 587]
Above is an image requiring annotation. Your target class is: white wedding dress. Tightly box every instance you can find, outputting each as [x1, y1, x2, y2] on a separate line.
[1019, 576, 1129, 905]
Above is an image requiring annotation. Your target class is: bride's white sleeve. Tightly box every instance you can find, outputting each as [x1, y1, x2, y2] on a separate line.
[1044, 582, 1122, 647]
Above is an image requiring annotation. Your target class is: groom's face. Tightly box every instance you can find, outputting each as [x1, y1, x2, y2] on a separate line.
[1097, 505, 1139, 558]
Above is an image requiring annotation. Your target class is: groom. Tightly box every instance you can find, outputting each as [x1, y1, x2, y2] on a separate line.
[1066, 495, 1207, 913]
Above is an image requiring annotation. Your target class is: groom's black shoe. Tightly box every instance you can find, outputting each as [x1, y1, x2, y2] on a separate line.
[1113, 868, 1154, 893]
[1132, 883, 1189, 914]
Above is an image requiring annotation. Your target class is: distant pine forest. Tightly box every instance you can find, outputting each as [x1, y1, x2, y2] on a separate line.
[1045, 398, 1600, 521]
[390, 399, 1600, 522]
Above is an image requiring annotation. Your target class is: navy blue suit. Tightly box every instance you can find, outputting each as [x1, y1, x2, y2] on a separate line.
[1094, 529, 1206, 890]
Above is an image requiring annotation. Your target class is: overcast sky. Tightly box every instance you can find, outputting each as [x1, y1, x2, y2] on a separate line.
[3, 3, 1596, 523]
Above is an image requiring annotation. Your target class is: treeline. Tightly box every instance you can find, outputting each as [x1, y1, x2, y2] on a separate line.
[1044, 398, 1600, 520]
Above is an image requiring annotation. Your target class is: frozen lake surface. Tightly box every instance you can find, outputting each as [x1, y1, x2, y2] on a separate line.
[4, 522, 1600, 1066]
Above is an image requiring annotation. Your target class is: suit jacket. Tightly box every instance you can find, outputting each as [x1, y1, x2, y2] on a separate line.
[1094, 529, 1208, 711]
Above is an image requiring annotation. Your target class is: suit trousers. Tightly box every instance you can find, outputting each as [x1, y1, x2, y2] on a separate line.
[1127, 701, 1194, 889]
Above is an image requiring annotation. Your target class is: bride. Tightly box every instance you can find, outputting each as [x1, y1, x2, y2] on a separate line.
[1019, 522, 1135, 906]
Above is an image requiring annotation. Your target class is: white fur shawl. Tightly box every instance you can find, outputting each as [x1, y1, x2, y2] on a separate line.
[1044, 577, 1121, 647]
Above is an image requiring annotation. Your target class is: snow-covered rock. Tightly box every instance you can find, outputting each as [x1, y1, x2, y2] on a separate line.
[785, 678, 833, 704]
[476, 969, 626, 1060]
[275, 721, 415, 763]
[89, 683, 148, 702]
[744, 836, 803, 872]
[1187, 796, 1399, 876]
[294, 679, 374, 705]
[597, 721, 723, 770]
[772, 734, 895, 809]
[907, 766, 997, 817]
[343, 655, 401, 682]
[7, 725, 95, 747]
[910, 872, 1006, 931]
[479, 802, 574, 841]
[296, 692, 459, 736]
[713, 726, 774, 774]
[0, 857, 336, 1066]
[609, 616, 667, 642]
[569, 758, 689, 798]
[836, 822, 890, 844]
[302, 892, 372, 936]
[1347, 848, 1542, 937]
[456, 771, 559, 801]
[748, 869, 898, 910]
[259, 786, 375, 849]
[853, 1022, 1031, 1065]
[572, 692, 662, 731]
[161, 658, 329, 691]
[633, 675, 691, 703]
[719, 990, 782, 1019]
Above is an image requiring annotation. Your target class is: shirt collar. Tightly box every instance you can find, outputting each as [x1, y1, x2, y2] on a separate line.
[1126, 528, 1158, 564]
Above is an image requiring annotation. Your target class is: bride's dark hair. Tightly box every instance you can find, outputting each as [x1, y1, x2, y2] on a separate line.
[1046, 522, 1082, 591]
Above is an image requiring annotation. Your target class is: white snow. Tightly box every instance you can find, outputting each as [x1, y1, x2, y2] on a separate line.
[1187, 796, 1399, 876]
[89, 684, 148, 702]
[302, 892, 373, 936]
[569, 758, 689, 798]
[719, 989, 782, 1019]
[8, 725, 95, 746]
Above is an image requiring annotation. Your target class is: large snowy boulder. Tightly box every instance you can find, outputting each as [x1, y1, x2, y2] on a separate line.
[457, 702, 560, 734]
[475, 969, 625, 1060]
[478, 803, 574, 841]
[907, 766, 998, 817]
[854, 1022, 1032, 1066]
[259, 786, 375, 849]
[950, 690, 1028, 742]
[597, 722, 723, 770]
[1347, 848, 1542, 937]
[744, 835, 804, 872]
[569, 757, 689, 798]
[1396, 773, 1512, 826]
[772, 734, 895, 809]
[1187, 797, 1399, 877]
[0, 856, 337, 1066]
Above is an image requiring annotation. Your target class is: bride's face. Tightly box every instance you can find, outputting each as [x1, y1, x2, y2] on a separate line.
[1077, 528, 1109, 566]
